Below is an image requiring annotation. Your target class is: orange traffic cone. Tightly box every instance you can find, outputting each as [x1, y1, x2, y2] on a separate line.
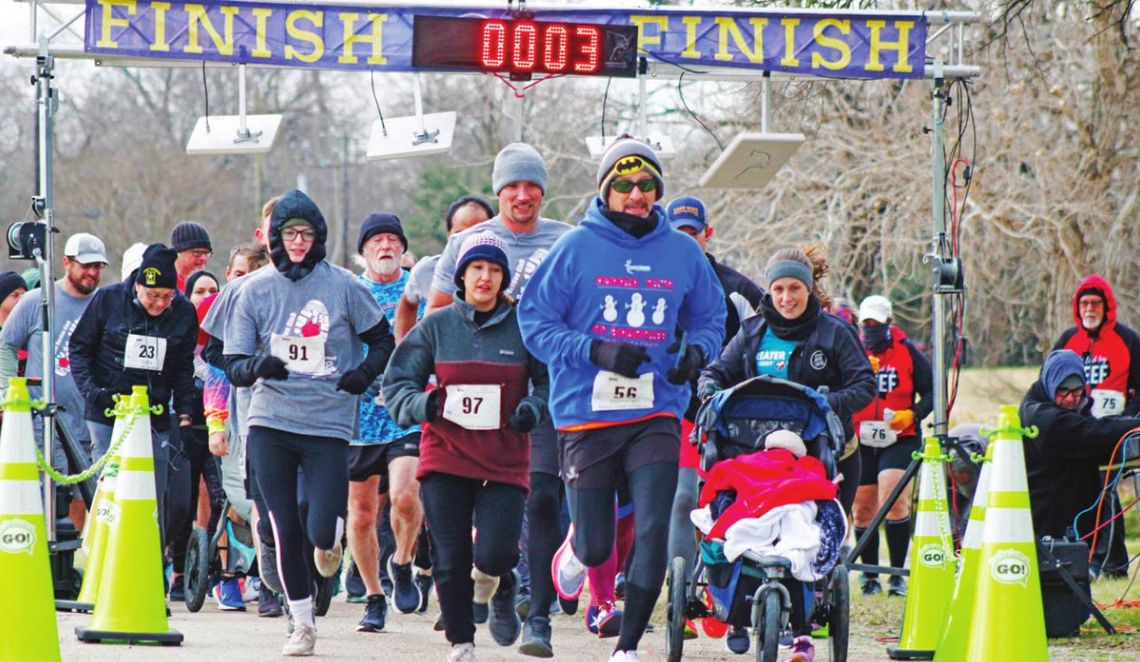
[75, 386, 182, 645]
[0, 377, 62, 661]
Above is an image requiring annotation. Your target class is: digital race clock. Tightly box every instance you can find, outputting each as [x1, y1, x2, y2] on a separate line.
[412, 15, 638, 79]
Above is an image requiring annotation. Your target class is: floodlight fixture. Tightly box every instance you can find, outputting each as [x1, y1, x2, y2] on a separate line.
[366, 74, 457, 161]
[186, 64, 283, 156]
[585, 135, 676, 159]
[698, 132, 805, 189]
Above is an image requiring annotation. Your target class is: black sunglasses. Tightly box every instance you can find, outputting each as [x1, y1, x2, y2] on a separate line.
[611, 179, 658, 194]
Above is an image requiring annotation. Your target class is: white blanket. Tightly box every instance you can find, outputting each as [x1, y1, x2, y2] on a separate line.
[692, 502, 824, 582]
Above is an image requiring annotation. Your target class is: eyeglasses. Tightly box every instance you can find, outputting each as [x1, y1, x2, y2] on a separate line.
[1078, 300, 1104, 309]
[187, 249, 212, 259]
[610, 178, 658, 194]
[282, 228, 317, 242]
[141, 289, 175, 304]
[1055, 386, 1084, 400]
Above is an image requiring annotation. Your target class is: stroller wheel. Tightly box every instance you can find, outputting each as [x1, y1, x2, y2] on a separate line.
[665, 556, 688, 662]
[753, 588, 782, 662]
[828, 564, 850, 662]
[184, 527, 210, 613]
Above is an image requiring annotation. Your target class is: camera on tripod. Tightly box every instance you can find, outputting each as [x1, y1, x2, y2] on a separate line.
[7, 221, 48, 260]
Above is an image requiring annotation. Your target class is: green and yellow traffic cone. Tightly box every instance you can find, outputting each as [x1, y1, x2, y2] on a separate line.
[888, 437, 957, 660]
[70, 447, 123, 611]
[934, 441, 993, 661]
[937, 405, 1047, 662]
[0, 378, 62, 661]
[76, 386, 182, 645]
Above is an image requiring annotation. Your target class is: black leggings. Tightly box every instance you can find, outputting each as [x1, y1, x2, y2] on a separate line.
[421, 472, 526, 646]
[525, 471, 564, 619]
[568, 461, 677, 652]
[167, 427, 226, 573]
[247, 426, 348, 601]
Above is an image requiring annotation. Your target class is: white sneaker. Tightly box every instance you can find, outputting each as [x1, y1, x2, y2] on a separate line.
[448, 642, 476, 662]
[609, 650, 639, 662]
[551, 526, 587, 600]
[313, 542, 342, 578]
[282, 623, 316, 656]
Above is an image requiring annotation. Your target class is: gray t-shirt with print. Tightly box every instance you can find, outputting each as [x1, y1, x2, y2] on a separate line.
[1, 282, 95, 450]
[224, 261, 384, 440]
[431, 216, 572, 301]
[202, 270, 256, 438]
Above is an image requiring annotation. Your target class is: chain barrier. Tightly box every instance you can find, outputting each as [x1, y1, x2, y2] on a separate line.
[913, 443, 958, 569]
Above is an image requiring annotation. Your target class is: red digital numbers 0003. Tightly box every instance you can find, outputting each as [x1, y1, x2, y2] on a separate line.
[478, 20, 601, 75]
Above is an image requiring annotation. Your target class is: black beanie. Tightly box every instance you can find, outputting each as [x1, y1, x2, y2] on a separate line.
[185, 270, 220, 297]
[357, 212, 408, 254]
[170, 221, 212, 253]
[0, 271, 28, 302]
[135, 244, 179, 289]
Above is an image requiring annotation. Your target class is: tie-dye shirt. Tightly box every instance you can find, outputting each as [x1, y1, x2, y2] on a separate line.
[355, 270, 420, 445]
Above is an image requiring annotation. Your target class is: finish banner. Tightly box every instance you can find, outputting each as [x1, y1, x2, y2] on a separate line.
[85, 1, 927, 79]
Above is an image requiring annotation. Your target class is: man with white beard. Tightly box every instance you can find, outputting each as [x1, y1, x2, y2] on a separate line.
[347, 213, 426, 632]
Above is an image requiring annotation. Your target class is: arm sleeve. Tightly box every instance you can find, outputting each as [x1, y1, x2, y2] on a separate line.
[515, 245, 595, 369]
[355, 318, 395, 380]
[907, 340, 935, 422]
[1025, 404, 1140, 461]
[203, 334, 225, 370]
[168, 307, 200, 418]
[202, 365, 230, 433]
[825, 325, 876, 421]
[676, 250, 727, 363]
[68, 291, 105, 402]
[698, 327, 749, 395]
[380, 325, 438, 427]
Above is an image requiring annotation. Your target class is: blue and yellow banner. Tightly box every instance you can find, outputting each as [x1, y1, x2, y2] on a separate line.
[85, 1, 927, 79]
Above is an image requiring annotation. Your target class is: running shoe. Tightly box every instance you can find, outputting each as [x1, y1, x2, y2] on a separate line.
[783, 635, 815, 662]
[518, 615, 553, 658]
[448, 642, 475, 662]
[313, 542, 342, 579]
[415, 571, 433, 614]
[434, 610, 447, 632]
[609, 650, 639, 662]
[725, 626, 750, 654]
[169, 575, 185, 602]
[357, 594, 387, 633]
[515, 593, 531, 620]
[258, 582, 284, 618]
[345, 561, 367, 604]
[586, 601, 623, 639]
[614, 572, 626, 600]
[473, 601, 489, 624]
[282, 622, 316, 656]
[551, 526, 586, 601]
[557, 595, 578, 616]
[888, 575, 908, 597]
[387, 557, 422, 614]
[259, 534, 283, 594]
[860, 575, 882, 596]
[489, 569, 522, 646]
[215, 577, 247, 611]
[244, 576, 260, 602]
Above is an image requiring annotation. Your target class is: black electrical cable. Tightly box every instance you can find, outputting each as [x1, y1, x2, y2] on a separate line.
[201, 60, 210, 132]
[601, 77, 611, 142]
[370, 70, 387, 135]
[678, 72, 724, 151]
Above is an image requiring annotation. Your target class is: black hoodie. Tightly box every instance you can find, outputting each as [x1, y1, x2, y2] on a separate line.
[269, 189, 327, 281]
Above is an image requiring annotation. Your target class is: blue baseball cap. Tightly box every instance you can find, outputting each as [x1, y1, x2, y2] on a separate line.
[666, 196, 707, 232]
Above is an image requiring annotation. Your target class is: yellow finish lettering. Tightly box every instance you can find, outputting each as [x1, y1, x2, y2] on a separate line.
[251, 8, 273, 58]
[865, 20, 914, 73]
[337, 13, 389, 65]
[96, 0, 136, 49]
[810, 19, 850, 71]
[285, 11, 325, 64]
[779, 18, 800, 67]
[714, 17, 767, 63]
[149, 2, 171, 53]
[680, 16, 702, 59]
[629, 15, 668, 51]
[185, 4, 239, 56]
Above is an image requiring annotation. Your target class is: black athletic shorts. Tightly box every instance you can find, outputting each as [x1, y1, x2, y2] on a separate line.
[558, 416, 681, 490]
[347, 432, 421, 483]
[858, 435, 921, 485]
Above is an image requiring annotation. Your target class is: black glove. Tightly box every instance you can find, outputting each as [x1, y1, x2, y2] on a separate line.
[92, 388, 118, 412]
[252, 354, 289, 380]
[424, 388, 443, 422]
[509, 404, 538, 433]
[697, 380, 720, 403]
[336, 367, 372, 395]
[589, 340, 651, 379]
[666, 341, 707, 385]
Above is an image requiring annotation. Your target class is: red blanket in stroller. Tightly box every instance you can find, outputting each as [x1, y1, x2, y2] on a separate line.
[698, 448, 838, 540]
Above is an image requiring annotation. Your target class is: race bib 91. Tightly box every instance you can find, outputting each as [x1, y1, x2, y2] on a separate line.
[859, 420, 897, 448]
[123, 334, 167, 371]
[270, 334, 325, 374]
[591, 372, 655, 412]
[442, 384, 502, 430]
[1090, 389, 1124, 418]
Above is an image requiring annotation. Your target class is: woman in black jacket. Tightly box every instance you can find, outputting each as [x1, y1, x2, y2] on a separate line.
[697, 246, 874, 662]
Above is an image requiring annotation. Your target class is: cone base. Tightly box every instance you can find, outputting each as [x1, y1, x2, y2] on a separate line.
[55, 600, 94, 613]
[887, 647, 934, 660]
[75, 626, 183, 646]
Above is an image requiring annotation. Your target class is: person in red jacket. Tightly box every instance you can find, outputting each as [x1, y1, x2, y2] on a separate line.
[1051, 274, 1140, 577]
[850, 295, 933, 597]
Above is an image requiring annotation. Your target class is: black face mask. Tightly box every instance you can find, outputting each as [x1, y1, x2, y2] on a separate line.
[861, 324, 892, 353]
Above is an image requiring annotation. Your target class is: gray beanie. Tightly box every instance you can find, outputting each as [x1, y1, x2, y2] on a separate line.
[492, 143, 548, 194]
[765, 260, 813, 289]
[596, 136, 665, 199]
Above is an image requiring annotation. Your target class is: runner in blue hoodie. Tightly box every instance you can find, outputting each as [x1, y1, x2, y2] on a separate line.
[517, 136, 726, 662]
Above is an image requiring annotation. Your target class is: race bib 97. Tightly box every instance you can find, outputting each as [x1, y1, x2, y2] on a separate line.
[1090, 389, 1125, 419]
[591, 372, 655, 412]
[270, 334, 325, 374]
[442, 384, 502, 430]
[859, 420, 897, 448]
[123, 334, 167, 371]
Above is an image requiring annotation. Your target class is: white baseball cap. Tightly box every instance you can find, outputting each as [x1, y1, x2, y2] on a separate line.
[64, 233, 108, 264]
[858, 295, 893, 324]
